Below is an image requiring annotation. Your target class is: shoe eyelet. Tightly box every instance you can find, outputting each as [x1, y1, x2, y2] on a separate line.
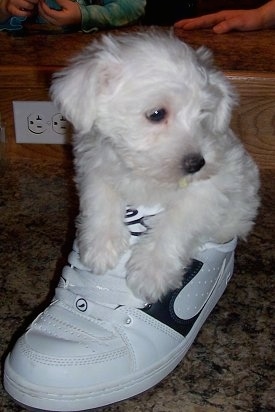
[75, 297, 88, 312]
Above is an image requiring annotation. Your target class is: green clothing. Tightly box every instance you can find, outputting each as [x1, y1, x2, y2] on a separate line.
[0, 0, 145, 32]
[78, 0, 146, 33]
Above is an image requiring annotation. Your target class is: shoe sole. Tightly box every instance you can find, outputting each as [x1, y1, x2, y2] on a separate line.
[4, 252, 234, 412]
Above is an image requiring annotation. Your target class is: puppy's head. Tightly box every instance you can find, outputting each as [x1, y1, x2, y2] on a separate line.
[51, 29, 237, 183]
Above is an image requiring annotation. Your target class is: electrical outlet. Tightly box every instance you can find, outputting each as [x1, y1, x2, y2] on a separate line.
[52, 113, 68, 135]
[13, 101, 70, 144]
[27, 113, 48, 134]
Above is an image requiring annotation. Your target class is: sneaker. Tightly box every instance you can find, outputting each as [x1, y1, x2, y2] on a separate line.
[4, 206, 237, 412]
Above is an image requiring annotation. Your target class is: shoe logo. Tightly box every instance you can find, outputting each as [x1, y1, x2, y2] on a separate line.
[76, 298, 88, 312]
[124, 206, 164, 236]
[124, 208, 151, 236]
[174, 257, 226, 320]
[143, 257, 227, 337]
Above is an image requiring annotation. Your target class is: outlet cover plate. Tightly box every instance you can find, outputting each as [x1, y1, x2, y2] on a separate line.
[13, 101, 69, 144]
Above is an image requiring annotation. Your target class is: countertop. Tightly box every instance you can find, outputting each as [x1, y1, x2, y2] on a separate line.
[0, 28, 274, 73]
[0, 160, 274, 411]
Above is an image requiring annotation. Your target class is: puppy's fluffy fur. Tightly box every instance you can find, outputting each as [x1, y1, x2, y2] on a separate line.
[51, 29, 260, 302]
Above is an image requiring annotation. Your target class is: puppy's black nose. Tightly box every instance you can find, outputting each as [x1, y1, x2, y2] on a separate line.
[182, 153, 205, 174]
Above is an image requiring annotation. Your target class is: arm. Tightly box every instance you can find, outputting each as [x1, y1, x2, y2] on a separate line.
[174, 0, 275, 33]
[38, 0, 145, 32]
[79, 0, 145, 32]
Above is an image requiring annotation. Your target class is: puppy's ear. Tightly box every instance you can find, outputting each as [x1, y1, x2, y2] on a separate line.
[50, 38, 121, 134]
[196, 46, 237, 134]
[50, 59, 98, 134]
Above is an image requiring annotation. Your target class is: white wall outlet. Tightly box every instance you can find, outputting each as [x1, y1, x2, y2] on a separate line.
[28, 113, 48, 134]
[52, 113, 69, 135]
[13, 101, 70, 144]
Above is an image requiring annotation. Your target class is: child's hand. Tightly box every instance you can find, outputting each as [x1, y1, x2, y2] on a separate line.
[2, 0, 39, 18]
[38, 0, 81, 27]
[174, 9, 269, 34]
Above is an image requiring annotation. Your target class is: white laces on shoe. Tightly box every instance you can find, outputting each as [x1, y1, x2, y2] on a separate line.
[57, 242, 146, 310]
[53, 206, 165, 320]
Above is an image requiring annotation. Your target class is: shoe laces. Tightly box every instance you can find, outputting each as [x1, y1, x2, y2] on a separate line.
[54, 206, 164, 318]
[59, 242, 146, 308]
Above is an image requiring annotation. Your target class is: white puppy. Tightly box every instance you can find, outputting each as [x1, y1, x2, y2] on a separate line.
[51, 29, 260, 302]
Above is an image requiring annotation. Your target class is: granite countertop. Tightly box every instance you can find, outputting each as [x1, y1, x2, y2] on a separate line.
[0, 160, 274, 412]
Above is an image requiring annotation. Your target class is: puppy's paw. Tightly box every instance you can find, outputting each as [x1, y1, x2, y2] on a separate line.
[79, 227, 130, 273]
[126, 245, 184, 302]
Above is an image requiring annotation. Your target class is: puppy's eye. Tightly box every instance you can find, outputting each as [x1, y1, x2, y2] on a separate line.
[146, 108, 167, 122]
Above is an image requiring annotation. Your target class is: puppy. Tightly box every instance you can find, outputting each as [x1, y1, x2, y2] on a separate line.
[51, 29, 260, 302]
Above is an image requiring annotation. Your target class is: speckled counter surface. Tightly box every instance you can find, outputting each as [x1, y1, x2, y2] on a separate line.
[0, 160, 274, 412]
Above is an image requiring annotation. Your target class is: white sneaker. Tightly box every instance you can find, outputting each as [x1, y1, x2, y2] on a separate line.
[4, 206, 237, 412]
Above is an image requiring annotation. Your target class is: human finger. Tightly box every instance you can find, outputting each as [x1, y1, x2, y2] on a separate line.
[38, 0, 81, 26]
[38, 0, 58, 17]
[213, 12, 261, 33]
[174, 12, 227, 30]
[6, 0, 36, 15]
